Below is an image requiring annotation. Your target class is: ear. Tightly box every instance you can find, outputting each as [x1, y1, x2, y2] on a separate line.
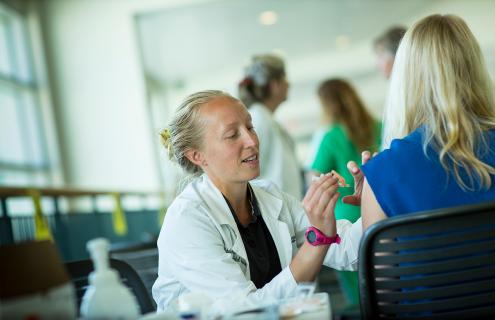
[269, 79, 280, 94]
[185, 149, 206, 168]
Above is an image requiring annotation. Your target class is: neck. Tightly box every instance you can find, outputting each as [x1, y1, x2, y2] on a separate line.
[262, 98, 280, 113]
[210, 177, 250, 220]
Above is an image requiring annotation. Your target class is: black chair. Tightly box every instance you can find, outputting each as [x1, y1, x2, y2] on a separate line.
[109, 240, 158, 310]
[358, 201, 495, 319]
[65, 258, 155, 315]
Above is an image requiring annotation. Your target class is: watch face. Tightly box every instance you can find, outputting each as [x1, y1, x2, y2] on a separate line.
[307, 230, 317, 243]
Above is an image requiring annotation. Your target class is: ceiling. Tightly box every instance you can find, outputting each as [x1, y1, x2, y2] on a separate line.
[135, 0, 432, 83]
[134, 0, 495, 153]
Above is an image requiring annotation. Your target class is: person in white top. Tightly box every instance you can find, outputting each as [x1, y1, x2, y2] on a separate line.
[238, 55, 303, 199]
[153, 90, 362, 311]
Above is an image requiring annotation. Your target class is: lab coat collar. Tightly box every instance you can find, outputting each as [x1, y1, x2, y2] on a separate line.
[250, 181, 283, 221]
[194, 174, 290, 268]
[200, 174, 283, 225]
[199, 175, 284, 225]
[199, 174, 238, 227]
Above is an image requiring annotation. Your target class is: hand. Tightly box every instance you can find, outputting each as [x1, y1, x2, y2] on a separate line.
[302, 174, 340, 236]
[342, 151, 374, 206]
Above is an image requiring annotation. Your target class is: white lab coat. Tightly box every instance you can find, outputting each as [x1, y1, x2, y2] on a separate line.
[152, 174, 362, 311]
[249, 103, 304, 199]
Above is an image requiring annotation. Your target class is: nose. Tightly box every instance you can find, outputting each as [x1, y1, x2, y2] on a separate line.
[243, 128, 258, 148]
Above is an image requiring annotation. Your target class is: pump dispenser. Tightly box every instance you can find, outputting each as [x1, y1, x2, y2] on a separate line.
[80, 238, 140, 319]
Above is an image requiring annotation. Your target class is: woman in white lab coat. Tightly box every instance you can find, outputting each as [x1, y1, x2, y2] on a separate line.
[152, 91, 362, 311]
[238, 54, 303, 199]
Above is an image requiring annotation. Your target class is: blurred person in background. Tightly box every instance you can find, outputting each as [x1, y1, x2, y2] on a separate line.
[310, 78, 381, 307]
[347, 14, 495, 234]
[238, 54, 303, 199]
[374, 26, 407, 79]
[153, 90, 363, 311]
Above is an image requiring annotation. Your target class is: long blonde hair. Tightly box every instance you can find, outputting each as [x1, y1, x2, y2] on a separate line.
[382, 14, 495, 190]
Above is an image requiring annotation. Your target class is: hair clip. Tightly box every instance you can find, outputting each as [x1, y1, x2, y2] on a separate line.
[159, 128, 173, 155]
[239, 77, 252, 87]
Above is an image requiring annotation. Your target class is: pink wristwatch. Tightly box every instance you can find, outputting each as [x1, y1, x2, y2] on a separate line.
[305, 226, 341, 246]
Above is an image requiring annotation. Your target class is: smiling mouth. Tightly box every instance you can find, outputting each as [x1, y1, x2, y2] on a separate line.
[242, 155, 258, 162]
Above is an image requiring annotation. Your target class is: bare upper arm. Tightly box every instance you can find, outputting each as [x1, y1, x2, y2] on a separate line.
[361, 177, 387, 231]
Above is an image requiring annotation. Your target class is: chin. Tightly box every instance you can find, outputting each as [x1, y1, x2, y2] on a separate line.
[246, 170, 260, 181]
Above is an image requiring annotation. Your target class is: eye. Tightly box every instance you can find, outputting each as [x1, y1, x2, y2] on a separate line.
[226, 131, 239, 139]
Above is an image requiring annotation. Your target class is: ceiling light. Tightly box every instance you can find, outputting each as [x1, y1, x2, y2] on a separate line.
[259, 11, 278, 26]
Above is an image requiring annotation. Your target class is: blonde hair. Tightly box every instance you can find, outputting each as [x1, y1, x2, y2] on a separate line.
[318, 78, 378, 152]
[383, 14, 495, 190]
[160, 90, 234, 174]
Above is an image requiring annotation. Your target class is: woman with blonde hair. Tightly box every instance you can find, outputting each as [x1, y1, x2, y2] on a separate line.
[346, 14, 495, 230]
[153, 90, 363, 311]
[311, 78, 381, 307]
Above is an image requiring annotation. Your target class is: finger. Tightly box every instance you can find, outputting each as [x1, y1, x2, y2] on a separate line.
[362, 150, 371, 165]
[323, 191, 340, 217]
[320, 192, 340, 236]
[305, 173, 331, 195]
[346, 161, 360, 176]
[303, 176, 323, 203]
[312, 183, 339, 216]
[342, 195, 360, 206]
[305, 177, 337, 214]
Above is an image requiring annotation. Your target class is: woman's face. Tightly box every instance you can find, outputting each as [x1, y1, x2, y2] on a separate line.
[193, 97, 260, 187]
[375, 45, 395, 79]
[275, 75, 289, 103]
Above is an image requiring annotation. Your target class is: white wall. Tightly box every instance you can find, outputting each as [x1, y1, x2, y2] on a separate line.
[40, 0, 209, 190]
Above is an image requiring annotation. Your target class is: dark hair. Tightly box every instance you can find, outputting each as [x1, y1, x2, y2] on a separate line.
[374, 26, 407, 56]
[238, 54, 285, 107]
[318, 79, 377, 151]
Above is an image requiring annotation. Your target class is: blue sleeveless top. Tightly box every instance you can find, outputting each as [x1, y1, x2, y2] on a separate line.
[362, 128, 495, 217]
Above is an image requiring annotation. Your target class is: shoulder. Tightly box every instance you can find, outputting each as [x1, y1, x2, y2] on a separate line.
[250, 178, 299, 205]
[250, 178, 285, 198]
[164, 177, 210, 222]
[248, 103, 271, 120]
[249, 104, 274, 133]
[374, 129, 423, 163]
[319, 124, 346, 143]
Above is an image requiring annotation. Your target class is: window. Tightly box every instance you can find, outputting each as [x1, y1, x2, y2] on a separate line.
[0, 3, 57, 186]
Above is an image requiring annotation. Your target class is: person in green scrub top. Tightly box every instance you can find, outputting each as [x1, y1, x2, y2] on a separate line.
[310, 78, 381, 307]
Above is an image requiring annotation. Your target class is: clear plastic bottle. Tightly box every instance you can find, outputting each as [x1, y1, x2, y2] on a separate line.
[80, 238, 140, 319]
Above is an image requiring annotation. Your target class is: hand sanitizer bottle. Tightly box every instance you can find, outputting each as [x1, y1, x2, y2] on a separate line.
[80, 238, 140, 319]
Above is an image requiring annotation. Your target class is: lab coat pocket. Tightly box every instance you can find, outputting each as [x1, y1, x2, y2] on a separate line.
[222, 226, 248, 277]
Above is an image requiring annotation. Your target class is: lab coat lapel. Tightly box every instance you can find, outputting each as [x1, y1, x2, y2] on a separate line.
[252, 186, 292, 268]
[195, 175, 250, 278]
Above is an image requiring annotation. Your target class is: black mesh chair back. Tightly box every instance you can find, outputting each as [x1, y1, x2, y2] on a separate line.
[359, 201, 495, 319]
[65, 258, 155, 315]
[109, 241, 158, 309]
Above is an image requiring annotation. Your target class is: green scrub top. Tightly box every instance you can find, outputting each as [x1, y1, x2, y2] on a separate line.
[310, 121, 382, 222]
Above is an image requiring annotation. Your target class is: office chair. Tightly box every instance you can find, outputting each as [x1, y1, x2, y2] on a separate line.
[358, 201, 495, 319]
[109, 240, 158, 309]
[65, 258, 155, 315]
